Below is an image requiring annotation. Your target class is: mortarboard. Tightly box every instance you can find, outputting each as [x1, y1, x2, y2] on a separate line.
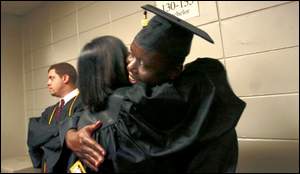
[134, 4, 214, 64]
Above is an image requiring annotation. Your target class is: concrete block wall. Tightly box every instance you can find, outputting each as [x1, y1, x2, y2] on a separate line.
[9, 1, 300, 172]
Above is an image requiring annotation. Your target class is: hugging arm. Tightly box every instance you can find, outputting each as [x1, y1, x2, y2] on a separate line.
[65, 121, 106, 171]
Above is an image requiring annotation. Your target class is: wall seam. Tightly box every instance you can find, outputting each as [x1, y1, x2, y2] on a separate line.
[225, 45, 299, 59]
[219, 1, 295, 22]
[239, 92, 299, 99]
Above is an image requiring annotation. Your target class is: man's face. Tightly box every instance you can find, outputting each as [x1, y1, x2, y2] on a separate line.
[47, 69, 65, 97]
[127, 41, 171, 86]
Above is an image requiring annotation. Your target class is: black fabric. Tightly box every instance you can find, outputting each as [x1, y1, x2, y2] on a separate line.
[75, 58, 246, 173]
[27, 94, 84, 172]
[141, 4, 214, 44]
[134, 5, 213, 64]
[58, 111, 83, 147]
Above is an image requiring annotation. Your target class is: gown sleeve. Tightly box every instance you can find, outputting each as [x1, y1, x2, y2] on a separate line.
[77, 75, 216, 173]
[27, 107, 59, 168]
[76, 58, 246, 173]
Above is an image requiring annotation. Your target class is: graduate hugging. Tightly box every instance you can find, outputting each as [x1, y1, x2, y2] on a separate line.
[28, 4, 246, 173]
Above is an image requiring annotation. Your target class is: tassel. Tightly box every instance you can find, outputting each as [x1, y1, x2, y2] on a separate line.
[141, 10, 149, 28]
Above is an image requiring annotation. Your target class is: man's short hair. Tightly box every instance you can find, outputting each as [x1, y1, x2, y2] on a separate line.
[48, 62, 77, 85]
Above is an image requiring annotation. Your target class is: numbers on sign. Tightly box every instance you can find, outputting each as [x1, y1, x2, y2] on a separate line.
[180, 1, 194, 8]
[162, 1, 194, 12]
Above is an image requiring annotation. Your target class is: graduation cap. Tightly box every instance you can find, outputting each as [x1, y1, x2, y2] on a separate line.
[134, 4, 214, 64]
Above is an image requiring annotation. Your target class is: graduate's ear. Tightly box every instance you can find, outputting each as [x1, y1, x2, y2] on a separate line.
[62, 74, 70, 84]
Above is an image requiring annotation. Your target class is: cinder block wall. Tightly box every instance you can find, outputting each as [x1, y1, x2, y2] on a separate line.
[4, 1, 299, 172]
[1, 13, 26, 161]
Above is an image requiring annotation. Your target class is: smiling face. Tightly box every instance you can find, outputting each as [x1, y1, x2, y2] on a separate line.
[127, 41, 178, 86]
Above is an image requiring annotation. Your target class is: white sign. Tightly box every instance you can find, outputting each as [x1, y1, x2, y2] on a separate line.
[156, 1, 200, 20]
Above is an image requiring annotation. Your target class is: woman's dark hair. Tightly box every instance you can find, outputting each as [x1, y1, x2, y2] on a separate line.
[78, 36, 130, 113]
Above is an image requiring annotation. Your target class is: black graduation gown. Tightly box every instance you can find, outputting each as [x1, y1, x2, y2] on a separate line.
[27, 94, 84, 173]
[75, 58, 246, 173]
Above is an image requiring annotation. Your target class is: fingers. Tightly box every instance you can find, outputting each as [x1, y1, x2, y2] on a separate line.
[84, 137, 106, 156]
[74, 144, 104, 171]
[74, 150, 101, 170]
[79, 126, 105, 157]
[74, 151, 99, 172]
[82, 159, 98, 172]
[93, 120, 103, 130]
[73, 122, 106, 171]
[81, 136, 105, 163]
[85, 121, 103, 134]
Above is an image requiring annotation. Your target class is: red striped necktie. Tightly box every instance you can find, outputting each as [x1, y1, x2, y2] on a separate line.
[55, 99, 65, 121]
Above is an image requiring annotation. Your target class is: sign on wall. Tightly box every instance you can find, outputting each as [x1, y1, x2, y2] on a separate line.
[155, 1, 200, 20]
